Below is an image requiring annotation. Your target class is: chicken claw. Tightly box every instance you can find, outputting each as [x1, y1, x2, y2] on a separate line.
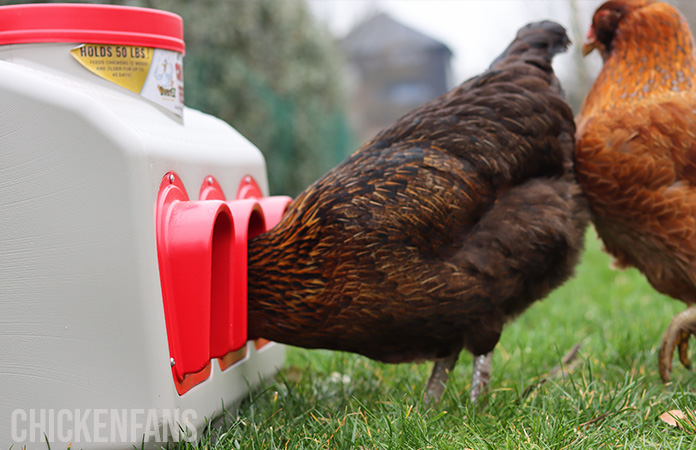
[658, 307, 696, 381]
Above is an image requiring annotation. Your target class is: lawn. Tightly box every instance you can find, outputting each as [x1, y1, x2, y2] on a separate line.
[188, 229, 696, 449]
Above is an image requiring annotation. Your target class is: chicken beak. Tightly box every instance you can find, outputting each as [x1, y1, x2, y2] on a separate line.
[582, 39, 598, 57]
[581, 29, 598, 57]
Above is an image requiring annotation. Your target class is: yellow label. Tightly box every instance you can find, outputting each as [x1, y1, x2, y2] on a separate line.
[70, 44, 153, 94]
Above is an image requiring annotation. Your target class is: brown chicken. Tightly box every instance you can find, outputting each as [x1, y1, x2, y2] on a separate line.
[248, 21, 589, 403]
[576, 0, 696, 381]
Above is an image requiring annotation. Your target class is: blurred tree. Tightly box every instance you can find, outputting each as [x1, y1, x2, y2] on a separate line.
[0, 0, 353, 195]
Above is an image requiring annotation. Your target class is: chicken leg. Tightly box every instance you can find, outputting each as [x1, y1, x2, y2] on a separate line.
[470, 352, 493, 403]
[425, 353, 459, 404]
[423, 350, 494, 404]
[659, 306, 696, 381]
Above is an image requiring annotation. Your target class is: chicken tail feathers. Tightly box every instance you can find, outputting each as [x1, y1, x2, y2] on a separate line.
[489, 20, 571, 69]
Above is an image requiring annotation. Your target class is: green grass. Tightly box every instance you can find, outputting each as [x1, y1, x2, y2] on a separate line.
[183, 229, 696, 449]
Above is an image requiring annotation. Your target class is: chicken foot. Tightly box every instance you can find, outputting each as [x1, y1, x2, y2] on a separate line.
[470, 352, 493, 403]
[658, 306, 696, 381]
[424, 353, 459, 404]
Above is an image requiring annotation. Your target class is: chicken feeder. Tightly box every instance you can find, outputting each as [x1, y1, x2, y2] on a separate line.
[0, 3, 290, 447]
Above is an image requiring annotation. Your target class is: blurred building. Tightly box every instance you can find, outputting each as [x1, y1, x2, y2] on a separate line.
[341, 12, 453, 145]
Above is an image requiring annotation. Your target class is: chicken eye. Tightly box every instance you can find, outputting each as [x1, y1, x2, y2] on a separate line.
[594, 8, 624, 48]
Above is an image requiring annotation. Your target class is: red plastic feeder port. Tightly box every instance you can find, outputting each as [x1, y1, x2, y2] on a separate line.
[156, 173, 292, 390]
[236, 175, 292, 231]
[236, 176, 292, 351]
[200, 176, 264, 359]
[156, 172, 234, 392]
[258, 196, 292, 231]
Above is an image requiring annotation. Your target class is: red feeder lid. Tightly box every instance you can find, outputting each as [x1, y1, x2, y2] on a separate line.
[0, 3, 185, 54]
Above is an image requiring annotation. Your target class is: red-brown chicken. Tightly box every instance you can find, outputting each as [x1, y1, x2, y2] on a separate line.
[248, 21, 589, 403]
[576, 0, 696, 381]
